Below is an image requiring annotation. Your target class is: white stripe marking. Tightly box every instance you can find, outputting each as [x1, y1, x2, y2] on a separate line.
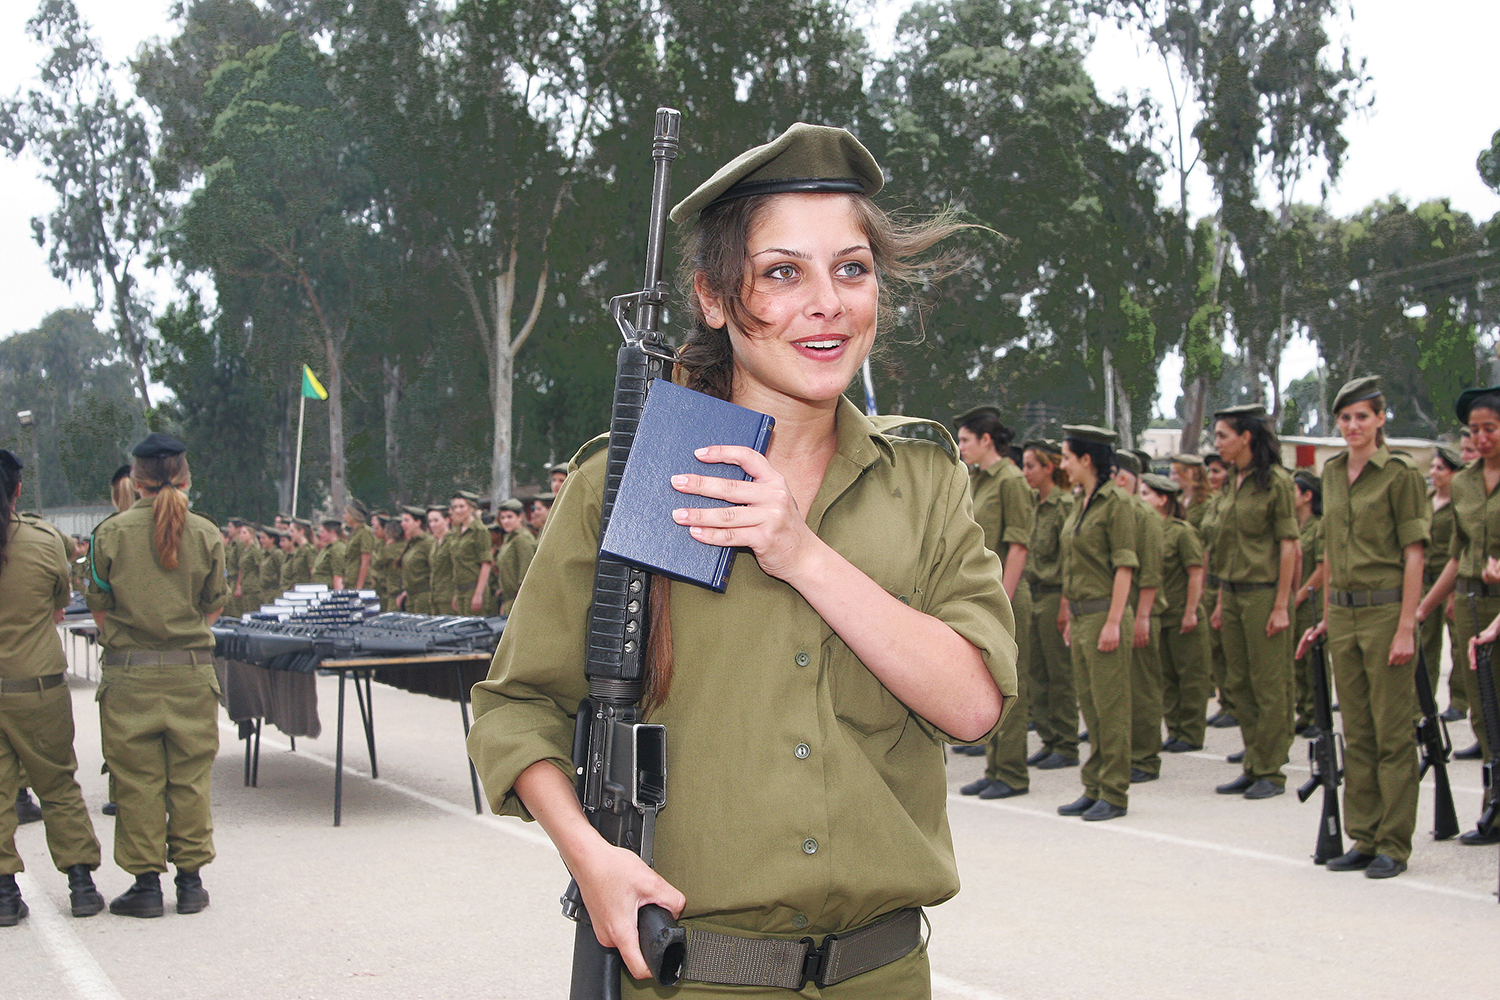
[13, 871, 125, 1000]
[951, 793, 1496, 903]
[1183, 749, 1486, 796]
[217, 720, 553, 847]
[932, 971, 1015, 1000]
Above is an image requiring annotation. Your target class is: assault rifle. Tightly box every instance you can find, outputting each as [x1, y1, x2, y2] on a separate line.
[1413, 646, 1459, 840]
[559, 108, 687, 999]
[1296, 637, 1345, 864]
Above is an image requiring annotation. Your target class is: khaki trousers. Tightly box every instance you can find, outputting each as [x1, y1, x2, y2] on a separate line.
[1130, 617, 1163, 776]
[1454, 592, 1500, 763]
[985, 583, 1031, 788]
[1161, 620, 1211, 748]
[1072, 608, 1134, 809]
[0, 683, 101, 875]
[1028, 592, 1078, 759]
[98, 662, 220, 874]
[1326, 603, 1420, 862]
[1220, 588, 1295, 785]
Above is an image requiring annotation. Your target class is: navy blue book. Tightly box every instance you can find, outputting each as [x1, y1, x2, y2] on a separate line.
[600, 379, 775, 592]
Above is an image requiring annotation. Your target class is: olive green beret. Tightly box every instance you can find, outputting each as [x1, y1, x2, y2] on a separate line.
[1213, 403, 1267, 420]
[669, 122, 883, 224]
[227, 517, 246, 527]
[1114, 452, 1141, 475]
[346, 498, 369, 518]
[1131, 449, 1153, 472]
[952, 405, 1003, 426]
[1455, 385, 1500, 424]
[1023, 438, 1061, 456]
[1435, 444, 1464, 470]
[549, 463, 569, 476]
[1170, 453, 1204, 467]
[1062, 424, 1117, 445]
[531, 492, 556, 506]
[426, 504, 449, 515]
[1332, 375, 1383, 415]
[320, 518, 343, 530]
[400, 505, 427, 519]
[131, 432, 186, 458]
[498, 498, 525, 514]
[293, 517, 313, 529]
[453, 489, 482, 504]
[1293, 471, 1322, 494]
[1141, 473, 1181, 495]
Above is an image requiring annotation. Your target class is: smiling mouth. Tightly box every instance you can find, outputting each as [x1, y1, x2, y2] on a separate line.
[796, 339, 846, 353]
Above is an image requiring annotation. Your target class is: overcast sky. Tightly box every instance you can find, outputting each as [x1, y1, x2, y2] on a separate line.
[3, 0, 1497, 414]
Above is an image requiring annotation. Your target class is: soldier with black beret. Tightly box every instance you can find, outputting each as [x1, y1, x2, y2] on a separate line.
[86, 432, 227, 916]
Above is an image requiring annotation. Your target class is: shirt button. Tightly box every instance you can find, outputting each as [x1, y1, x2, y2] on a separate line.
[794, 651, 810, 667]
[795, 743, 810, 759]
[792, 914, 808, 929]
[802, 838, 818, 855]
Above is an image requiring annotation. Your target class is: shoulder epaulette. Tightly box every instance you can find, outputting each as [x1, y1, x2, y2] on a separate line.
[867, 415, 959, 463]
[571, 433, 610, 470]
[87, 512, 122, 594]
[1389, 452, 1419, 470]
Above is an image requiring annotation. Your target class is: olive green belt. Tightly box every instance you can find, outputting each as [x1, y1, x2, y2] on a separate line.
[404, 587, 430, 596]
[1221, 580, 1276, 593]
[1069, 597, 1113, 618]
[0, 673, 65, 694]
[102, 650, 215, 667]
[1329, 588, 1401, 608]
[1029, 582, 1062, 597]
[680, 907, 921, 990]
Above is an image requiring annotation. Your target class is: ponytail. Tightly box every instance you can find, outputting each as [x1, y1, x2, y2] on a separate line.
[132, 454, 191, 571]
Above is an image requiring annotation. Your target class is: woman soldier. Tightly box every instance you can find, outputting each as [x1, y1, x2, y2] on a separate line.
[1290, 472, 1326, 735]
[1297, 377, 1428, 878]
[1209, 404, 1299, 799]
[397, 507, 434, 614]
[0, 448, 107, 925]
[1199, 452, 1236, 728]
[1141, 474, 1210, 753]
[286, 518, 316, 588]
[1056, 425, 1139, 821]
[1022, 438, 1079, 768]
[1170, 453, 1211, 534]
[426, 506, 454, 615]
[1417, 385, 1500, 845]
[85, 433, 227, 916]
[954, 406, 1033, 800]
[1424, 445, 1466, 722]
[467, 123, 1015, 995]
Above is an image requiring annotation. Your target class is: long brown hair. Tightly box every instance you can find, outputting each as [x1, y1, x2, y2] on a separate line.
[1172, 461, 1210, 507]
[132, 454, 191, 570]
[643, 192, 975, 715]
[0, 460, 19, 571]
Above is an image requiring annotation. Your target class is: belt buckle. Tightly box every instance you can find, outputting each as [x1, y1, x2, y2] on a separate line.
[800, 934, 834, 987]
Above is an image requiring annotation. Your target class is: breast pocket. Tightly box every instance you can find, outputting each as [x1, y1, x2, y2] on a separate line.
[829, 643, 911, 738]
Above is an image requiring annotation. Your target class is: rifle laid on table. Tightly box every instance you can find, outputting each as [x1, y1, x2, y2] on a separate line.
[1414, 647, 1460, 841]
[1297, 637, 1345, 864]
[558, 107, 688, 1000]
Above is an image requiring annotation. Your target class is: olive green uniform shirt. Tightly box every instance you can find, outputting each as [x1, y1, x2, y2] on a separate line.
[343, 524, 376, 589]
[311, 540, 346, 590]
[1131, 497, 1165, 605]
[1060, 482, 1140, 603]
[469, 400, 1017, 938]
[285, 544, 315, 589]
[225, 538, 241, 591]
[238, 542, 262, 605]
[1426, 500, 1453, 579]
[401, 535, 435, 597]
[1158, 518, 1204, 620]
[1216, 466, 1298, 584]
[429, 534, 455, 610]
[1024, 490, 1073, 588]
[1321, 447, 1430, 591]
[449, 518, 493, 603]
[495, 528, 537, 616]
[0, 514, 71, 678]
[258, 546, 284, 605]
[968, 459, 1034, 565]
[1200, 492, 1224, 579]
[85, 498, 227, 651]
[372, 540, 398, 599]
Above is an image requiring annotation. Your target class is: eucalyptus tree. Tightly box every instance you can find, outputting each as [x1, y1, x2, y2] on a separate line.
[0, 0, 164, 418]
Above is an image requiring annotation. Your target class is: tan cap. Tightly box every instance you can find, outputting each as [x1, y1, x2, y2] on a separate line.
[670, 123, 883, 224]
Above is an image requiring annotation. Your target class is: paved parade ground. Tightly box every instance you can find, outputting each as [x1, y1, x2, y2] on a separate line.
[4, 665, 1498, 1000]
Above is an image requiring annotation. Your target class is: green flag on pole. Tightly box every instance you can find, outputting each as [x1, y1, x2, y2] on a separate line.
[302, 365, 328, 400]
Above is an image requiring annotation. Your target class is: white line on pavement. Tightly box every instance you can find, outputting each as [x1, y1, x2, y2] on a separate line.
[1183, 749, 1486, 795]
[931, 971, 1015, 1000]
[13, 871, 124, 1000]
[217, 720, 553, 848]
[950, 794, 1497, 903]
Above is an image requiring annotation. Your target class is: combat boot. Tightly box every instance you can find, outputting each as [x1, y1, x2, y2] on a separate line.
[0, 873, 28, 927]
[15, 789, 42, 825]
[174, 868, 209, 914]
[67, 864, 105, 917]
[109, 872, 164, 918]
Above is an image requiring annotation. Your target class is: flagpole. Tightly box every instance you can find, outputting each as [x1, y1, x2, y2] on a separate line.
[292, 393, 306, 519]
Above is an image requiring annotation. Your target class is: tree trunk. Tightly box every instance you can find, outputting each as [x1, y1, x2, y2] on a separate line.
[383, 357, 404, 504]
[1179, 374, 1210, 453]
[108, 264, 152, 418]
[324, 332, 348, 515]
[1113, 365, 1135, 450]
